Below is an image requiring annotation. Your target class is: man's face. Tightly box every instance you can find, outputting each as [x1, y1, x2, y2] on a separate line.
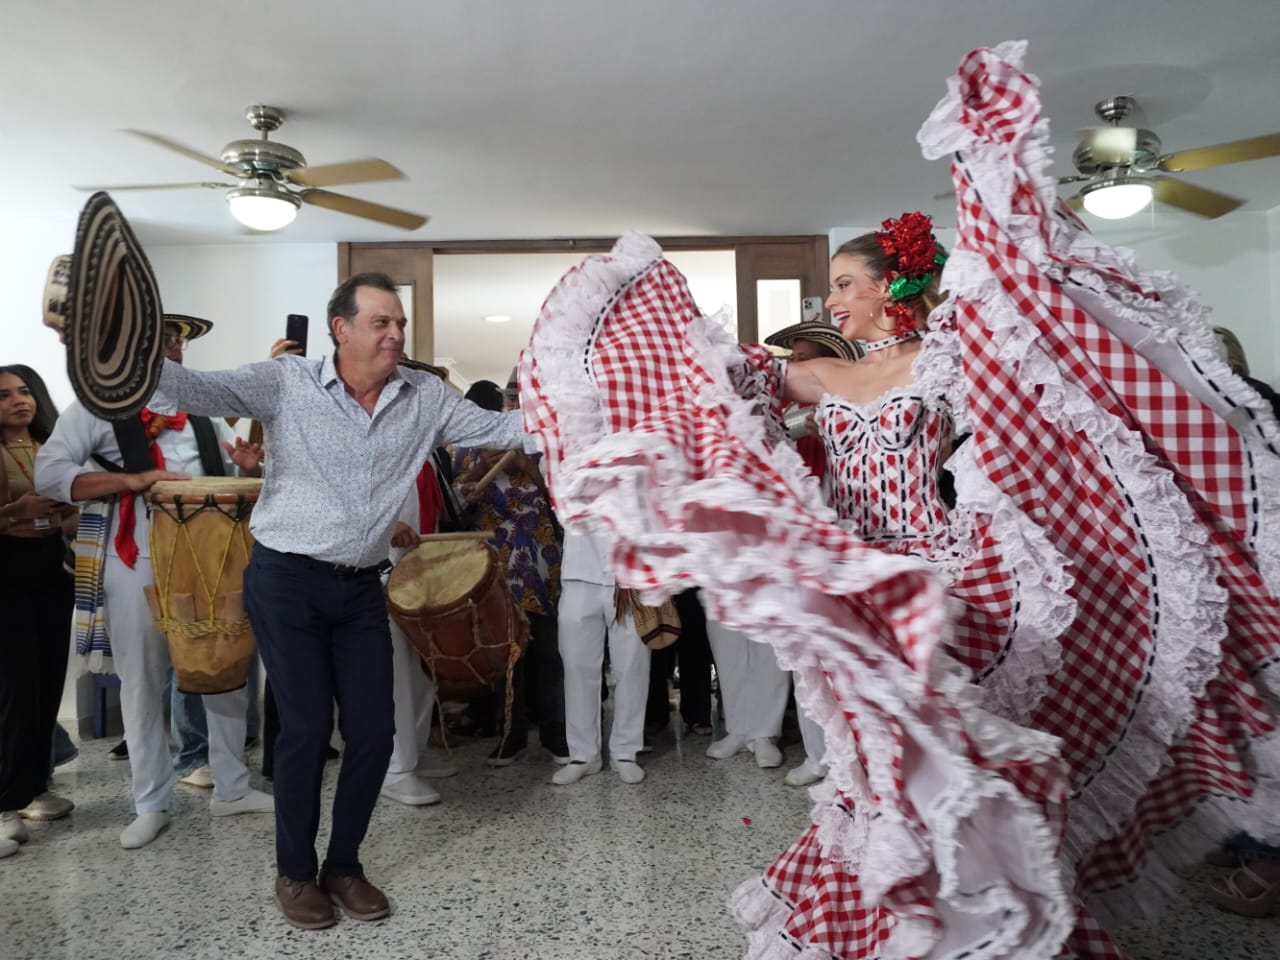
[163, 324, 186, 365]
[334, 286, 407, 376]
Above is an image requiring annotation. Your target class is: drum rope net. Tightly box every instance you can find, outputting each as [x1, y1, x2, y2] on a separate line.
[149, 497, 253, 637]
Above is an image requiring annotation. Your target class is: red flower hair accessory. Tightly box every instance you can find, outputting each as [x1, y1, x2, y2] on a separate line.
[875, 212, 947, 335]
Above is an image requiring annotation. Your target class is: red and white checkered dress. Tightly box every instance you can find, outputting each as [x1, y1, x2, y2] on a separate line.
[519, 43, 1280, 960]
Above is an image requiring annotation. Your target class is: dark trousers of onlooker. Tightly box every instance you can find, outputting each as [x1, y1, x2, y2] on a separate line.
[506, 611, 567, 754]
[672, 588, 713, 729]
[244, 543, 394, 881]
[0, 536, 72, 813]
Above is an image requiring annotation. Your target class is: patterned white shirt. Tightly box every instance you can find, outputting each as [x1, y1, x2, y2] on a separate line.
[157, 355, 526, 567]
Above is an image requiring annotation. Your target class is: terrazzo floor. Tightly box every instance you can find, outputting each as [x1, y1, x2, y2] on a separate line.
[4, 722, 1278, 960]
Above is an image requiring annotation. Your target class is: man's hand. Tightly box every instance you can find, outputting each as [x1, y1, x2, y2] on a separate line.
[390, 521, 418, 549]
[6, 491, 59, 520]
[123, 469, 190, 493]
[269, 338, 303, 359]
[222, 438, 265, 475]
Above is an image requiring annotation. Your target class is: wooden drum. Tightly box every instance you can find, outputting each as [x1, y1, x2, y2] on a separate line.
[144, 477, 262, 694]
[385, 536, 529, 700]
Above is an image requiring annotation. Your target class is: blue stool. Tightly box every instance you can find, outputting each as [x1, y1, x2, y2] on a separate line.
[92, 673, 122, 739]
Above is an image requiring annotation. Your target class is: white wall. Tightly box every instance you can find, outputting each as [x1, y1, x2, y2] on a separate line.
[145, 243, 338, 370]
[1, 215, 82, 409]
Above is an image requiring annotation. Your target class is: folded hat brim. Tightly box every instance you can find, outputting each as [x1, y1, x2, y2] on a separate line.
[764, 321, 861, 361]
[163, 314, 213, 341]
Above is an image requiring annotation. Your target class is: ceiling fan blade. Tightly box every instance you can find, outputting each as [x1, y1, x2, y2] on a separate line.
[1152, 176, 1244, 219]
[1057, 174, 1091, 185]
[72, 181, 233, 192]
[300, 188, 428, 230]
[1078, 126, 1138, 165]
[125, 130, 244, 177]
[1157, 132, 1280, 172]
[286, 159, 405, 188]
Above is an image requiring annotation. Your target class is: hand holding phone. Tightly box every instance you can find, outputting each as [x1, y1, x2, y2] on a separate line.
[285, 314, 309, 357]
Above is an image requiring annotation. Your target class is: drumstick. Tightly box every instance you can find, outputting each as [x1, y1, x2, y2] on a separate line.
[470, 450, 517, 495]
[416, 531, 491, 542]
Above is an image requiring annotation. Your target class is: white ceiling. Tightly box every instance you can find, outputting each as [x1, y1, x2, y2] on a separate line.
[5, 0, 1280, 245]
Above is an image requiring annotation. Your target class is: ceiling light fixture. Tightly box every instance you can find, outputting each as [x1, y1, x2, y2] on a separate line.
[1080, 174, 1155, 220]
[485, 314, 511, 324]
[226, 185, 300, 231]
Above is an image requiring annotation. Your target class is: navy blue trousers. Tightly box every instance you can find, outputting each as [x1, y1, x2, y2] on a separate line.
[243, 543, 394, 880]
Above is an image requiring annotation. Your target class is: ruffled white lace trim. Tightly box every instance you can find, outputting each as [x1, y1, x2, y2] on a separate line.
[522, 235, 1076, 959]
[915, 38, 1280, 909]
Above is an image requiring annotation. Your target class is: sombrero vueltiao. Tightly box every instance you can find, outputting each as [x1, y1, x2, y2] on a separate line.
[764, 320, 862, 361]
[163, 314, 213, 341]
[63, 192, 165, 420]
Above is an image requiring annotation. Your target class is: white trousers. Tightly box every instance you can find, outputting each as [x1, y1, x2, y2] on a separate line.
[706, 620, 788, 741]
[558, 581, 649, 763]
[385, 616, 435, 784]
[104, 555, 251, 811]
[794, 674, 829, 775]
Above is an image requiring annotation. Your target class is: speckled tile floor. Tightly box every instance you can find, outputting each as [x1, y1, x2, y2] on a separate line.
[3, 726, 1278, 960]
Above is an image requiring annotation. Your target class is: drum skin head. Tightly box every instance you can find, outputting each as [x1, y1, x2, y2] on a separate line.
[149, 477, 264, 503]
[387, 540, 493, 611]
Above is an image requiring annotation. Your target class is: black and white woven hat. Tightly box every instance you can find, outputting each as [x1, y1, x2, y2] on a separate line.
[764, 320, 862, 361]
[64, 192, 165, 419]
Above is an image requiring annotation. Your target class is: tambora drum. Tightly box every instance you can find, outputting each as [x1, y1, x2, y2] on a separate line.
[144, 477, 262, 694]
[385, 535, 529, 700]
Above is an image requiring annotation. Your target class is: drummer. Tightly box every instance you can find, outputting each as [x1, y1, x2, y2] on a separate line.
[152, 273, 529, 931]
[34, 317, 276, 850]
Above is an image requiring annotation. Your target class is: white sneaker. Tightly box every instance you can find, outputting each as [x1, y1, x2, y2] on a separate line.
[120, 812, 170, 849]
[19, 791, 75, 822]
[551, 754, 571, 766]
[551, 757, 602, 785]
[0, 811, 29, 844]
[177, 764, 214, 788]
[783, 762, 825, 787]
[750, 738, 784, 769]
[610, 759, 646, 784]
[706, 734, 748, 760]
[0, 836, 18, 859]
[209, 788, 275, 817]
[415, 753, 458, 780]
[381, 775, 442, 806]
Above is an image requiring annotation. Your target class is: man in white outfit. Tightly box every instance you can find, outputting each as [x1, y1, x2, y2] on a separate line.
[553, 531, 649, 785]
[705, 621, 788, 769]
[35, 320, 274, 848]
[787, 683, 829, 786]
[381, 487, 455, 805]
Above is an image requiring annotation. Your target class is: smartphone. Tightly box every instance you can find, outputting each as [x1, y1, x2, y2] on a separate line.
[285, 314, 308, 357]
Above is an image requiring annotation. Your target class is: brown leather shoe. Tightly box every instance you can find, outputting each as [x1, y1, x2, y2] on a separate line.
[274, 876, 337, 930]
[319, 870, 390, 921]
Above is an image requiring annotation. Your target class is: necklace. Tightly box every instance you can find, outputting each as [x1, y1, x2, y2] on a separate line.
[857, 331, 922, 355]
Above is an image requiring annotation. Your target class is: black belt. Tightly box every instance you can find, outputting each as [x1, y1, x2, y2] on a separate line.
[279, 550, 391, 580]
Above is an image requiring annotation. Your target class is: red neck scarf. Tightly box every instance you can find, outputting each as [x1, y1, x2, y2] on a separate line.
[115, 408, 188, 568]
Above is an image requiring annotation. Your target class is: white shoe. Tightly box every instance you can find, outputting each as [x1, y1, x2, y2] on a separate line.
[210, 788, 275, 817]
[177, 764, 214, 788]
[120, 812, 170, 849]
[610, 759, 646, 784]
[415, 753, 458, 780]
[551, 754, 571, 766]
[551, 757, 602, 785]
[381, 775, 442, 806]
[706, 734, 749, 760]
[0, 836, 18, 859]
[19, 791, 75, 822]
[783, 762, 825, 787]
[750, 738, 784, 769]
[0, 811, 29, 844]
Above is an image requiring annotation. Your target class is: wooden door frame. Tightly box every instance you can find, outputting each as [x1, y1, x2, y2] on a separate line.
[337, 234, 829, 357]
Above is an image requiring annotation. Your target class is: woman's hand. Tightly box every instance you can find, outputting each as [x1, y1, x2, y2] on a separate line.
[6, 491, 59, 520]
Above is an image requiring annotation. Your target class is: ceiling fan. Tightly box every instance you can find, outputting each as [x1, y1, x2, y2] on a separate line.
[1059, 95, 1280, 219]
[76, 105, 428, 232]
